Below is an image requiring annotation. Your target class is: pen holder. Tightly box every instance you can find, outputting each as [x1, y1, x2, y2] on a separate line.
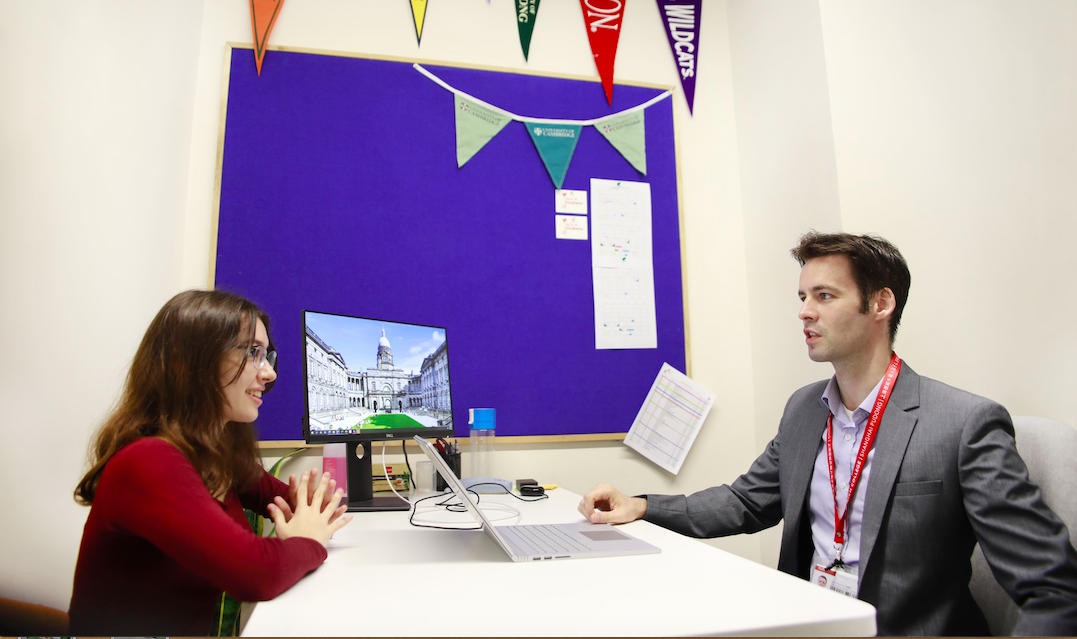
[435, 451, 461, 492]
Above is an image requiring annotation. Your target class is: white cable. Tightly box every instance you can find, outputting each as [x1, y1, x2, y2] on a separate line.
[381, 440, 412, 506]
[413, 63, 672, 126]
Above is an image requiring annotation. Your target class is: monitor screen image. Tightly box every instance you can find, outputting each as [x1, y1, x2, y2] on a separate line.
[301, 310, 455, 511]
[302, 310, 454, 443]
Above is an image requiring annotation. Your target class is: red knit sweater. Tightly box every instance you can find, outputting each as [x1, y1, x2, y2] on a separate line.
[69, 437, 326, 636]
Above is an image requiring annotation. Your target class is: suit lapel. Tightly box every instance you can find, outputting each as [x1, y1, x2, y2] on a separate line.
[782, 395, 830, 571]
[858, 364, 921, 583]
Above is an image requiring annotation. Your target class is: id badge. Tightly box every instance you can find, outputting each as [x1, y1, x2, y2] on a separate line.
[812, 564, 858, 598]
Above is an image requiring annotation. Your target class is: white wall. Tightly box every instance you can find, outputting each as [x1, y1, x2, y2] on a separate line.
[0, 1, 205, 609]
[3, 0, 1076, 613]
[819, 0, 1077, 423]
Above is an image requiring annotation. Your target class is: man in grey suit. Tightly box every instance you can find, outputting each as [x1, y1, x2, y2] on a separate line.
[580, 232, 1077, 635]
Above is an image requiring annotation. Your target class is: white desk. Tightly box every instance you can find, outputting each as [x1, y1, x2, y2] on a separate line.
[243, 489, 876, 636]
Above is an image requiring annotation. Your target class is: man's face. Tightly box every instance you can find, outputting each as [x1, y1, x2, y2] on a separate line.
[797, 255, 880, 365]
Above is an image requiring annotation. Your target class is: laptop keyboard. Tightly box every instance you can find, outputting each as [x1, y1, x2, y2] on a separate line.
[509, 524, 591, 555]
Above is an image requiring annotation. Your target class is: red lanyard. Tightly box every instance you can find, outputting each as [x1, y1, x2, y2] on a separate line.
[827, 353, 902, 556]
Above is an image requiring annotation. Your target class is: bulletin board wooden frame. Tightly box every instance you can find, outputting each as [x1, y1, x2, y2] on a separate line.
[211, 43, 690, 445]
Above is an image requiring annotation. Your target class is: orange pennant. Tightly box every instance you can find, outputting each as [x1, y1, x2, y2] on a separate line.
[250, 0, 284, 76]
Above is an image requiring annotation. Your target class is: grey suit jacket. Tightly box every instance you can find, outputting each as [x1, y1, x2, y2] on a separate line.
[644, 364, 1077, 635]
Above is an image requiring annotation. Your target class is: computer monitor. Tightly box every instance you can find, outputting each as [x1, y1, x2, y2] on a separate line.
[301, 310, 454, 511]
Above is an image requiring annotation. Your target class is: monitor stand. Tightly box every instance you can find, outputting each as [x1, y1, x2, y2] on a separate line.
[345, 441, 411, 512]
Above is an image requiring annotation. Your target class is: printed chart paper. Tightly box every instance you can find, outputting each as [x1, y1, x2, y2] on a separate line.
[591, 178, 656, 349]
[625, 363, 716, 474]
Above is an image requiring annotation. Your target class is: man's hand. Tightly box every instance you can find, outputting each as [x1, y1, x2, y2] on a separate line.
[577, 483, 647, 524]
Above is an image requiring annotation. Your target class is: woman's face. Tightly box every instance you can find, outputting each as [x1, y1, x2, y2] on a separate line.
[221, 318, 277, 424]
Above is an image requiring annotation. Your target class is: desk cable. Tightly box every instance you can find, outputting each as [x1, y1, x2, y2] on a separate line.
[381, 441, 414, 507]
[409, 483, 549, 530]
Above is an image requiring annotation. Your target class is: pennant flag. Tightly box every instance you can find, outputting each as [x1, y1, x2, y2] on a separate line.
[595, 110, 646, 174]
[579, 0, 625, 104]
[657, 0, 701, 113]
[411, 0, 429, 46]
[525, 123, 583, 189]
[516, 0, 541, 60]
[455, 94, 512, 167]
[249, 0, 284, 76]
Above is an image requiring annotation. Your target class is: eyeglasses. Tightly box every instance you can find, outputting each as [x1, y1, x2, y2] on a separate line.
[236, 344, 277, 370]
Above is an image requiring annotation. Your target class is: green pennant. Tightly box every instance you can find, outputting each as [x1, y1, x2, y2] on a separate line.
[525, 122, 582, 189]
[515, 0, 541, 60]
[595, 110, 647, 175]
[454, 94, 512, 167]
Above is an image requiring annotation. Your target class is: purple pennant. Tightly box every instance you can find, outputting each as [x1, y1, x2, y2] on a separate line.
[656, 0, 701, 114]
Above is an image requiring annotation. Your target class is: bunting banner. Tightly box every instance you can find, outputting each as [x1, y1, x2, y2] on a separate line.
[579, 0, 626, 104]
[417, 65, 670, 188]
[411, 0, 429, 46]
[455, 94, 512, 167]
[249, 0, 284, 76]
[525, 123, 583, 189]
[516, 0, 541, 61]
[595, 110, 646, 174]
[656, 0, 701, 113]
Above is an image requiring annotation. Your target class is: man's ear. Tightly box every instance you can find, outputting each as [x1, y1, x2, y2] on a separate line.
[874, 287, 896, 322]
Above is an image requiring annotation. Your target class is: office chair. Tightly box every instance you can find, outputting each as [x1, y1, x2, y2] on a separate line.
[0, 596, 69, 636]
[969, 416, 1077, 636]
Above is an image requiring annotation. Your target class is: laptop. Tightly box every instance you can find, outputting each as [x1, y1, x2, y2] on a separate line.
[414, 435, 661, 562]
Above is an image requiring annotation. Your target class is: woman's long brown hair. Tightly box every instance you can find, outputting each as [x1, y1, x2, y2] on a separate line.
[75, 290, 271, 504]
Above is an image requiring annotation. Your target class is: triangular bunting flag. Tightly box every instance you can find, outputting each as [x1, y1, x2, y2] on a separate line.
[455, 94, 512, 167]
[411, 0, 429, 46]
[657, 0, 701, 113]
[579, 0, 625, 104]
[516, 0, 541, 61]
[525, 123, 583, 189]
[595, 110, 646, 174]
[250, 0, 284, 76]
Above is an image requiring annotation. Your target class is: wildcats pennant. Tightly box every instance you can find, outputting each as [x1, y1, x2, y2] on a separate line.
[657, 0, 701, 113]
[579, 0, 625, 104]
[455, 94, 511, 167]
[411, 0, 429, 46]
[516, 0, 541, 61]
[250, 0, 284, 76]
[526, 123, 583, 189]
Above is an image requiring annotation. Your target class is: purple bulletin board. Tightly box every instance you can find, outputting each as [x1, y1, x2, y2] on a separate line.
[213, 45, 687, 441]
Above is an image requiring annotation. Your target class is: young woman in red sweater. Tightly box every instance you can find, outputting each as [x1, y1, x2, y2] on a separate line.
[69, 290, 352, 636]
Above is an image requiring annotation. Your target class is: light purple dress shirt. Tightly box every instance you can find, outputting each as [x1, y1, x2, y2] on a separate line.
[807, 375, 885, 574]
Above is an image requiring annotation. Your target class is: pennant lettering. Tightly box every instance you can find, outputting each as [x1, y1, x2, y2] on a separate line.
[455, 95, 512, 168]
[249, 0, 284, 76]
[657, 0, 701, 113]
[526, 123, 583, 189]
[595, 110, 646, 174]
[516, 0, 541, 60]
[579, 0, 625, 104]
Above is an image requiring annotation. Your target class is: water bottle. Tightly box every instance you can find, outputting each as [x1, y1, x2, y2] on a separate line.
[468, 408, 495, 478]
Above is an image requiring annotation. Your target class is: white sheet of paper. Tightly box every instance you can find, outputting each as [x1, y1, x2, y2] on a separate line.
[590, 178, 656, 349]
[593, 267, 656, 348]
[555, 189, 588, 214]
[624, 363, 717, 475]
[556, 215, 588, 240]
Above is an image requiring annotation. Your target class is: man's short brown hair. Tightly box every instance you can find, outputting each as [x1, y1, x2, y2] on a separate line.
[791, 231, 910, 344]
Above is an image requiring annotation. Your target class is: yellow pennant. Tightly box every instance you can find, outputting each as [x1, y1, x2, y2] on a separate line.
[410, 0, 429, 45]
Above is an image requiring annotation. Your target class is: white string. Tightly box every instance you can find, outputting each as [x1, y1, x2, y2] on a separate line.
[413, 63, 672, 126]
